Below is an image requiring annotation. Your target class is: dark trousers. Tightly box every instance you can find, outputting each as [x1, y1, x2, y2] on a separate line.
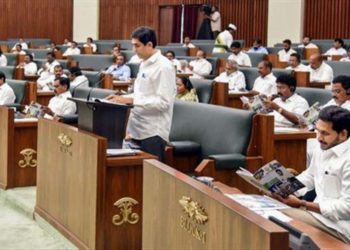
[131, 136, 166, 162]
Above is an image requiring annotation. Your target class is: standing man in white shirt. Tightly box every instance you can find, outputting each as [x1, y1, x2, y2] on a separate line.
[278, 39, 297, 62]
[228, 41, 252, 67]
[214, 59, 246, 91]
[308, 53, 334, 83]
[189, 49, 212, 79]
[17, 54, 38, 76]
[286, 53, 309, 72]
[263, 74, 309, 127]
[252, 61, 277, 96]
[212, 24, 236, 53]
[324, 38, 347, 56]
[0, 71, 16, 105]
[207, 5, 221, 39]
[106, 26, 176, 162]
[276, 105, 350, 244]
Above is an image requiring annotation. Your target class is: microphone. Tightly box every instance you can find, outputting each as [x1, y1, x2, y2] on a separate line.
[86, 73, 109, 101]
[71, 77, 89, 97]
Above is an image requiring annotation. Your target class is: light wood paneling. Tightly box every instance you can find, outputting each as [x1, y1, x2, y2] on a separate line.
[0, 0, 73, 44]
[304, 0, 350, 39]
[99, 0, 268, 46]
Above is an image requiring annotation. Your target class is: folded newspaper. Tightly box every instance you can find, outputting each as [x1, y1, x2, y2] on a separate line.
[298, 102, 320, 128]
[236, 160, 304, 198]
[23, 101, 45, 118]
[240, 94, 272, 113]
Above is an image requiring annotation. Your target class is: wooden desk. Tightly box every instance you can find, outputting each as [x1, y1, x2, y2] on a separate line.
[0, 107, 37, 189]
[35, 119, 156, 249]
[112, 80, 132, 91]
[267, 54, 288, 68]
[274, 129, 316, 173]
[36, 91, 55, 106]
[227, 91, 256, 109]
[218, 182, 349, 249]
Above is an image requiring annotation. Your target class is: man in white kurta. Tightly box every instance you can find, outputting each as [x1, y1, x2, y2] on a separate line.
[0, 71, 16, 105]
[252, 61, 277, 96]
[189, 50, 212, 79]
[228, 41, 252, 67]
[308, 54, 333, 83]
[214, 60, 246, 91]
[324, 39, 347, 56]
[277, 39, 297, 62]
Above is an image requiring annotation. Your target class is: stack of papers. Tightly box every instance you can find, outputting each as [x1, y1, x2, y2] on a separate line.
[106, 148, 139, 156]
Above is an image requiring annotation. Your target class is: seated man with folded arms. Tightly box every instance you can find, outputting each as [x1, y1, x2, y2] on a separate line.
[252, 60, 277, 96]
[17, 54, 38, 76]
[340, 48, 350, 62]
[63, 41, 81, 57]
[68, 67, 89, 89]
[37, 52, 60, 89]
[37, 65, 66, 91]
[323, 75, 350, 110]
[188, 49, 212, 79]
[248, 38, 268, 54]
[182, 36, 196, 48]
[104, 55, 131, 81]
[165, 50, 181, 71]
[307, 53, 334, 83]
[263, 74, 309, 127]
[298, 36, 318, 49]
[228, 41, 252, 67]
[324, 38, 347, 56]
[286, 53, 309, 72]
[83, 37, 97, 53]
[277, 105, 350, 244]
[0, 71, 15, 105]
[11, 38, 28, 51]
[42, 77, 77, 120]
[214, 59, 246, 91]
[278, 39, 297, 62]
[12, 44, 26, 55]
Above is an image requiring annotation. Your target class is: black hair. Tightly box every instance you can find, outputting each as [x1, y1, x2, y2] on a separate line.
[179, 77, 193, 91]
[131, 26, 157, 48]
[69, 66, 82, 77]
[47, 51, 56, 58]
[318, 105, 350, 137]
[166, 50, 175, 57]
[254, 38, 262, 45]
[25, 53, 34, 61]
[112, 54, 125, 63]
[55, 77, 70, 90]
[290, 53, 301, 62]
[283, 39, 292, 45]
[16, 44, 22, 49]
[335, 38, 344, 47]
[87, 37, 93, 43]
[276, 74, 296, 92]
[0, 47, 3, 56]
[0, 71, 6, 82]
[260, 60, 272, 70]
[230, 41, 241, 49]
[333, 75, 350, 91]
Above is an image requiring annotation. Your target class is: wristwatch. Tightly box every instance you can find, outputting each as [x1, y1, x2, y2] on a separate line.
[299, 200, 307, 210]
[277, 107, 283, 114]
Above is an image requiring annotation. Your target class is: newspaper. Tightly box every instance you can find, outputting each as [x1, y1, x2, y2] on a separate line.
[298, 102, 320, 129]
[236, 160, 304, 198]
[240, 94, 272, 113]
[23, 102, 45, 118]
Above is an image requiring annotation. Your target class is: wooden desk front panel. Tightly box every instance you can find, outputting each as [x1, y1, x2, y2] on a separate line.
[0, 108, 11, 189]
[37, 91, 55, 106]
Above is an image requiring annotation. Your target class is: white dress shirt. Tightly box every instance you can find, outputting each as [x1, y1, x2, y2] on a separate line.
[48, 91, 76, 116]
[83, 43, 97, 53]
[189, 58, 212, 79]
[128, 55, 142, 64]
[0, 54, 7, 66]
[323, 99, 350, 111]
[340, 57, 350, 62]
[37, 60, 60, 75]
[324, 47, 347, 56]
[297, 138, 350, 242]
[228, 52, 252, 67]
[24, 62, 38, 76]
[12, 42, 28, 50]
[212, 30, 233, 53]
[272, 93, 309, 127]
[38, 73, 67, 91]
[0, 83, 16, 105]
[70, 75, 89, 89]
[182, 43, 196, 48]
[253, 73, 277, 96]
[308, 62, 334, 82]
[298, 43, 318, 49]
[286, 63, 309, 72]
[171, 59, 181, 71]
[278, 48, 297, 62]
[214, 71, 246, 91]
[127, 50, 175, 142]
[63, 47, 81, 56]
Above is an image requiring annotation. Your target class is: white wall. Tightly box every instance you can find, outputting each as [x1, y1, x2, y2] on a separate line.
[267, 0, 304, 46]
[73, 0, 99, 42]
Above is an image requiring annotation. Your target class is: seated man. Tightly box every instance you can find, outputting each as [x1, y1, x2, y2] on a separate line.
[62, 38, 72, 46]
[63, 41, 81, 57]
[165, 50, 181, 71]
[324, 38, 347, 56]
[12, 44, 26, 55]
[252, 60, 277, 96]
[83, 37, 97, 53]
[286, 53, 309, 72]
[182, 36, 196, 48]
[11, 38, 28, 51]
[298, 36, 318, 49]
[263, 74, 309, 127]
[214, 59, 246, 91]
[37, 52, 61, 89]
[42, 77, 77, 119]
[0, 71, 16, 105]
[247, 38, 268, 54]
[69, 67, 89, 89]
[323, 75, 350, 110]
[177, 60, 193, 74]
[37, 65, 66, 91]
[17, 54, 38, 76]
[307, 53, 334, 83]
[277, 39, 297, 62]
[340, 48, 350, 62]
[189, 49, 212, 79]
[111, 44, 122, 57]
[228, 41, 252, 67]
[104, 55, 131, 81]
[277, 105, 350, 244]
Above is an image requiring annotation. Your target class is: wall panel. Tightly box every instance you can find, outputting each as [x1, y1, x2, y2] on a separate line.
[304, 0, 350, 39]
[0, 0, 73, 44]
[99, 0, 268, 46]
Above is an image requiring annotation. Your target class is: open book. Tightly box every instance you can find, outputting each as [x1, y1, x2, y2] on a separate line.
[236, 160, 304, 198]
